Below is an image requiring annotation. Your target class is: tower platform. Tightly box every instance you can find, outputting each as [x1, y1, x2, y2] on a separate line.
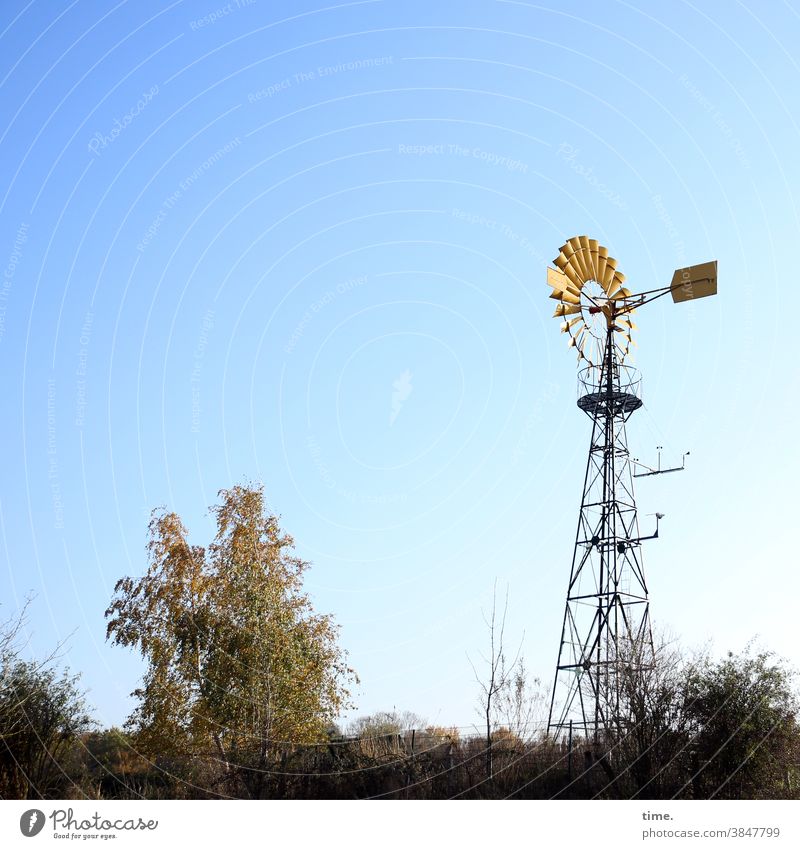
[576, 364, 642, 417]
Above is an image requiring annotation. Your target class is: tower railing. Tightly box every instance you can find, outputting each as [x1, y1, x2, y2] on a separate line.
[576, 363, 642, 417]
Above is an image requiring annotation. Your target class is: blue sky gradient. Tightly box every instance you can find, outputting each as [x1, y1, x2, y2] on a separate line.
[0, 0, 796, 730]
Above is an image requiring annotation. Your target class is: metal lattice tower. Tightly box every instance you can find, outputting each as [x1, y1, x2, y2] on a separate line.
[542, 235, 718, 743]
[547, 326, 652, 742]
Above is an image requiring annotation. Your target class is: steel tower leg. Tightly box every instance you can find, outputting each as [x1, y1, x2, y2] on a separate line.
[547, 327, 654, 744]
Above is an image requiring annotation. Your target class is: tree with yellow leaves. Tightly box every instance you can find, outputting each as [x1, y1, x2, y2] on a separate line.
[105, 484, 356, 793]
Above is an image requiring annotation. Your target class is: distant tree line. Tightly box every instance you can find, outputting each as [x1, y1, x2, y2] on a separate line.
[1, 484, 798, 799]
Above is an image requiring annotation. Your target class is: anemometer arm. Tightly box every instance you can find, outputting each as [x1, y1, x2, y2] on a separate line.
[616, 513, 665, 554]
[632, 450, 690, 478]
[631, 514, 664, 543]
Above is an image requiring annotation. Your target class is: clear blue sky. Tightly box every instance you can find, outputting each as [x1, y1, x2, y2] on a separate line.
[0, 0, 796, 731]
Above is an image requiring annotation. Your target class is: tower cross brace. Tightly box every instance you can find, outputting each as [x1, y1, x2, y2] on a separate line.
[547, 325, 654, 742]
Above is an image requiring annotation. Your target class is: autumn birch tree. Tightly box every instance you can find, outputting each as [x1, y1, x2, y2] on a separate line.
[105, 484, 356, 786]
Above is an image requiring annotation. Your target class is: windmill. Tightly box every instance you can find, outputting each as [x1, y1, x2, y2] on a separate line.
[545, 235, 717, 744]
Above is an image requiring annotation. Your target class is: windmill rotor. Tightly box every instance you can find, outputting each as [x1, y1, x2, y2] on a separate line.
[546, 236, 718, 369]
[546, 236, 634, 366]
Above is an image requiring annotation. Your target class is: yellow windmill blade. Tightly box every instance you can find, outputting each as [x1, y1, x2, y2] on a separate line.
[556, 242, 585, 283]
[588, 238, 599, 281]
[550, 289, 581, 304]
[557, 241, 576, 272]
[608, 286, 632, 301]
[561, 237, 579, 259]
[606, 272, 627, 297]
[559, 238, 592, 286]
[614, 331, 633, 358]
[561, 316, 583, 333]
[554, 252, 585, 291]
[568, 236, 591, 282]
[560, 240, 582, 283]
[601, 256, 618, 292]
[615, 327, 634, 344]
[579, 235, 594, 280]
[547, 266, 581, 298]
[546, 266, 568, 289]
[553, 303, 582, 317]
[596, 245, 609, 289]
